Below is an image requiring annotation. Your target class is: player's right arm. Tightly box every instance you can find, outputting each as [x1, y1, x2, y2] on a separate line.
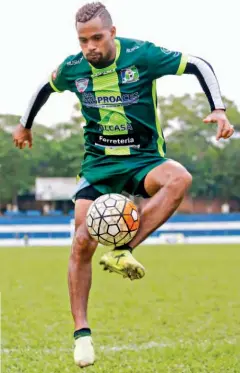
[13, 60, 69, 149]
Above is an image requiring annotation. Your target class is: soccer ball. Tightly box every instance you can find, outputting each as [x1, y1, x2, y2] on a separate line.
[86, 193, 140, 246]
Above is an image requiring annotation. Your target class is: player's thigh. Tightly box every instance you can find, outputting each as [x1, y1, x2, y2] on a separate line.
[74, 199, 93, 230]
[144, 159, 192, 197]
[73, 184, 103, 233]
[71, 199, 97, 255]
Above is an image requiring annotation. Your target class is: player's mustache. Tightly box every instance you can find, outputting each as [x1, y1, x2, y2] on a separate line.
[87, 52, 101, 58]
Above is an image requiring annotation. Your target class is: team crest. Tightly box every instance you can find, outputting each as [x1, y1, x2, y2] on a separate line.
[75, 78, 89, 93]
[121, 66, 139, 84]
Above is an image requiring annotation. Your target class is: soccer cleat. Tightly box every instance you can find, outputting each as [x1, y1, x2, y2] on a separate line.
[99, 250, 145, 280]
[74, 336, 95, 368]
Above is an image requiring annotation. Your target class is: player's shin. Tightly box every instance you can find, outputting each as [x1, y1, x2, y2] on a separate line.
[68, 232, 97, 367]
[68, 231, 97, 330]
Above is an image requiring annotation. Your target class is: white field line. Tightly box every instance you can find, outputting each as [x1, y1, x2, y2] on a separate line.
[1, 338, 237, 355]
[1, 222, 240, 233]
[1, 236, 240, 247]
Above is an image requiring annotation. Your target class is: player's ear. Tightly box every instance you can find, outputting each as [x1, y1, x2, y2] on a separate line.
[110, 26, 116, 39]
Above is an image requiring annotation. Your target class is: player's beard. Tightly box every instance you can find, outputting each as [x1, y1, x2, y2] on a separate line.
[86, 48, 114, 68]
[86, 52, 103, 65]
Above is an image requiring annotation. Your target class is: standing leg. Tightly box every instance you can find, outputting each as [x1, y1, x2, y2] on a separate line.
[68, 199, 98, 367]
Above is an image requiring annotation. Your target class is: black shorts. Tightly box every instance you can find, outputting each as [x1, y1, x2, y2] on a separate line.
[75, 175, 150, 201]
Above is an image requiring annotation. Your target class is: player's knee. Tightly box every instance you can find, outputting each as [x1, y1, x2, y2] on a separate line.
[169, 169, 192, 195]
[72, 229, 97, 262]
[180, 169, 192, 189]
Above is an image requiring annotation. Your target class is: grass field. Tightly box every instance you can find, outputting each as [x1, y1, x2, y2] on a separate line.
[0, 244, 240, 372]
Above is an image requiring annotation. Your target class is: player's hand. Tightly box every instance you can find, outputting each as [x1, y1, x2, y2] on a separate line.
[13, 124, 32, 149]
[203, 109, 234, 141]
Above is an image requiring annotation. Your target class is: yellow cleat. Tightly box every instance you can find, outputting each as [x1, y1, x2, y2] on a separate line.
[99, 250, 145, 280]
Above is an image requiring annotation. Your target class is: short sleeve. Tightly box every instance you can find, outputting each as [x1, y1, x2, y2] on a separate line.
[147, 42, 188, 80]
[49, 58, 70, 92]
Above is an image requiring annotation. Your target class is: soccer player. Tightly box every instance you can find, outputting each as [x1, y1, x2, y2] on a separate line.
[13, 2, 234, 367]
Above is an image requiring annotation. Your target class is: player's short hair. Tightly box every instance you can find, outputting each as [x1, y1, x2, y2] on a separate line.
[76, 2, 112, 27]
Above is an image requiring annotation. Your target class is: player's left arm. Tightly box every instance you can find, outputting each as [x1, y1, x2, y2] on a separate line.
[183, 55, 234, 140]
[147, 43, 234, 141]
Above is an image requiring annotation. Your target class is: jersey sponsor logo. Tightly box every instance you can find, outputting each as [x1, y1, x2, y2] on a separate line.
[82, 92, 139, 108]
[95, 135, 140, 148]
[121, 66, 139, 84]
[92, 68, 115, 77]
[98, 112, 132, 133]
[99, 124, 133, 132]
[67, 57, 83, 66]
[126, 46, 140, 53]
[75, 78, 89, 93]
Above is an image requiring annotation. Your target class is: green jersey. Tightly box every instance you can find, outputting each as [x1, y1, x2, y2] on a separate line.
[50, 37, 187, 157]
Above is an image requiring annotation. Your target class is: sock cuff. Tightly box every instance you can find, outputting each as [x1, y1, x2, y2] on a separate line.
[114, 244, 133, 252]
[74, 328, 91, 340]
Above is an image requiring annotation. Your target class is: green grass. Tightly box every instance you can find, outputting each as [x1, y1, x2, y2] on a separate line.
[0, 244, 240, 372]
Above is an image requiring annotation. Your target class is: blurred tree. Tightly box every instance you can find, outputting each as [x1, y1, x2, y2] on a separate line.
[0, 128, 32, 204]
[159, 94, 240, 200]
[0, 112, 85, 204]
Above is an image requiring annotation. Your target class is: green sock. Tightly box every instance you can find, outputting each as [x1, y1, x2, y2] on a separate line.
[114, 244, 133, 252]
[74, 328, 91, 340]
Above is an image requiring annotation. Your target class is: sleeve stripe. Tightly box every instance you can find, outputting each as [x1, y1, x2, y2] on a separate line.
[176, 54, 188, 76]
[20, 82, 54, 129]
[20, 81, 50, 127]
[187, 56, 225, 109]
[49, 76, 62, 93]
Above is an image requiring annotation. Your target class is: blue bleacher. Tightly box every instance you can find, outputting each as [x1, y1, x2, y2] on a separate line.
[68, 210, 75, 217]
[26, 210, 41, 217]
[48, 210, 62, 216]
[5, 211, 25, 217]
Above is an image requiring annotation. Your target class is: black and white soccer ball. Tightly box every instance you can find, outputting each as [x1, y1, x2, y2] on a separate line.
[86, 193, 140, 246]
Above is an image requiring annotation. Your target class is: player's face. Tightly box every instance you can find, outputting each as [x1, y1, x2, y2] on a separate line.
[76, 16, 116, 66]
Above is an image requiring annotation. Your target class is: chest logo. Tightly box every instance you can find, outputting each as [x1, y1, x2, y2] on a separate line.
[121, 66, 139, 84]
[75, 78, 89, 93]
